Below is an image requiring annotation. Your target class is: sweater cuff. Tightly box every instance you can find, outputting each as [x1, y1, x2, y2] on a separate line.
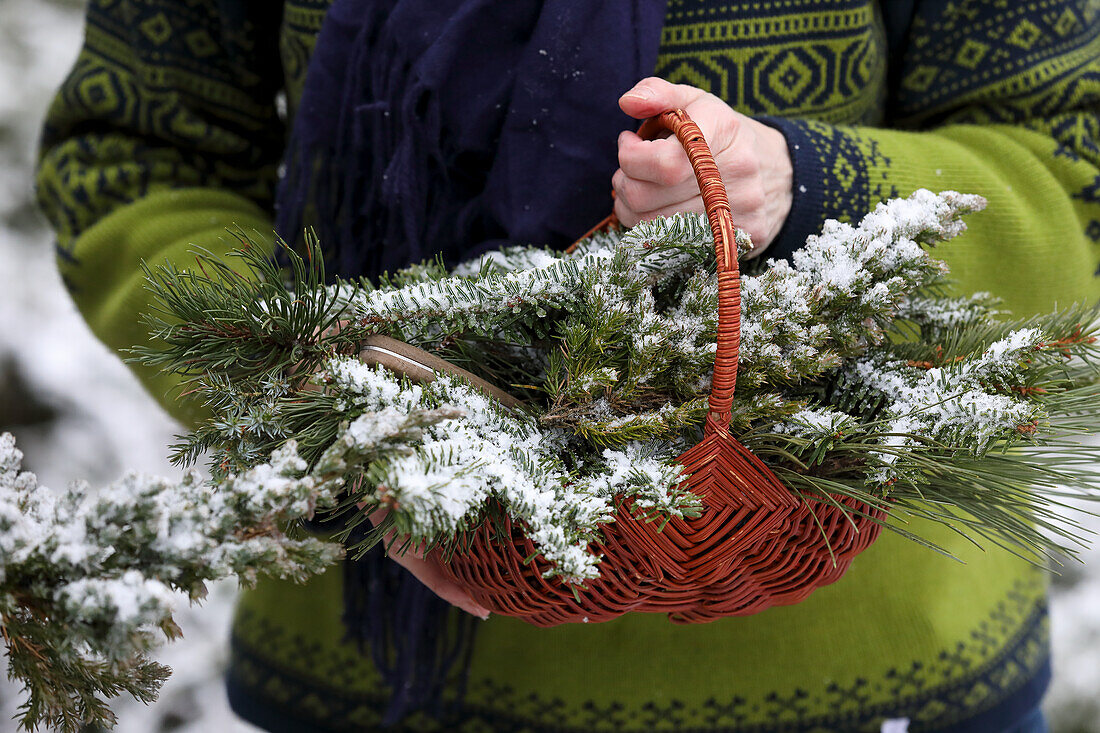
[755, 117, 873, 262]
[59, 188, 275, 426]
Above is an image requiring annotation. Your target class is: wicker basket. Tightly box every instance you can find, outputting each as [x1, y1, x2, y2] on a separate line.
[373, 109, 886, 625]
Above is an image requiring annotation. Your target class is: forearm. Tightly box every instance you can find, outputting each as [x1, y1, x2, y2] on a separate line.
[762, 116, 1100, 315]
[35, 0, 284, 426]
[62, 189, 275, 426]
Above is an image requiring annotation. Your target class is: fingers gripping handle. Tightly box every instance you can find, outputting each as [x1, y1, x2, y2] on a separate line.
[565, 109, 742, 433]
[640, 110, 740, 434]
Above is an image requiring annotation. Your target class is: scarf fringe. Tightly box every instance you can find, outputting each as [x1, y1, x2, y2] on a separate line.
[276, 0, 450, 282]
[276, 2, 477, 724]
[273, 0, 667, 724]
[342, 535, 477, 726]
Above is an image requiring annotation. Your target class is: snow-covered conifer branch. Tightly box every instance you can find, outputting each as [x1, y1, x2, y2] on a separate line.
[13, 188, 1098, 731]
[0, 434, 343, 732]
[309, 359, 698, 581]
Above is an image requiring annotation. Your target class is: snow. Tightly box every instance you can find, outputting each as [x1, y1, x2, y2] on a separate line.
[59, 571, 177, 636]
[345, 246, 610, 341]
[1, 3, 1099, 731]
[317, 356, 700, 581]
[898, 292, 999, 330]
[776, 406, 856, 440]
[847, 347, 1040, 482]
[1049, 491, 1100, 731]
[0, 437, 309, 727]
[0, 1, 257, 729]
[451, 245, 560, 276]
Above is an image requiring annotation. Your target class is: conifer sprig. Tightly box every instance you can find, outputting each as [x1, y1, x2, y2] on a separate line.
[0, 434, 343, 732]
[146, 189, 1100, 573]
[6, 189, 1100, 731]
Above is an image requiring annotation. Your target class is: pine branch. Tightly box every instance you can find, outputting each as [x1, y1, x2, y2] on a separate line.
[13, 187, 1095, 730]
[0, 434, 343, 732]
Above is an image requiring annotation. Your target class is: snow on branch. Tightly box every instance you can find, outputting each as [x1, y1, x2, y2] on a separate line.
[0, 433, 343, 732]
[13, 189, 1100, 732]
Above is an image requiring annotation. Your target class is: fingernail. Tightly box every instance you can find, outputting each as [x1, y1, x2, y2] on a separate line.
[623, 84, 654, 101]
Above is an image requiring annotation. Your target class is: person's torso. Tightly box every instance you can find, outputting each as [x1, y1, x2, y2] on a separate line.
[277, 0, 888, 128]
[228, 3, 1051, 732]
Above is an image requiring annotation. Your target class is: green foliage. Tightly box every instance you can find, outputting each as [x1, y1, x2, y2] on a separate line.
[0, 434, 343, 733]
[8, 190, 1100, 731]
[145, 191, 1100, 572]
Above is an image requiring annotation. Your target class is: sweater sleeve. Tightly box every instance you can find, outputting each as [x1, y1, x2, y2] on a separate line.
[760, 0, 1100, 316]
[35, 0, 285, 424]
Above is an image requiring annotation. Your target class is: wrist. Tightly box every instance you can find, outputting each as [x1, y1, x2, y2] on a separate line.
[758, 124, 794, 250]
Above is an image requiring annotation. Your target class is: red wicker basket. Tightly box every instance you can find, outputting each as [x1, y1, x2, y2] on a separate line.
[417, 109, 886, 625]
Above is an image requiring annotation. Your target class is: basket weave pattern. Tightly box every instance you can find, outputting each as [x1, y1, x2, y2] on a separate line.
[439, 110, 885, 625]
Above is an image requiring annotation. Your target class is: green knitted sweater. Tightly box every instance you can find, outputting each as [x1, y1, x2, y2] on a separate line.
[35, 1, 1100, 730]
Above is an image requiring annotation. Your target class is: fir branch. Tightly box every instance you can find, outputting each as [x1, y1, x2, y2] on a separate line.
[18, 186, 1091, 731]
[130, 231, 360, 401]
[0, 434, 343, 732]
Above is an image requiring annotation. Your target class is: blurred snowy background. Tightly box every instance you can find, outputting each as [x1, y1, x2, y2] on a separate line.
[0, 1, 1098, 732]
[0, 0, 255, 730]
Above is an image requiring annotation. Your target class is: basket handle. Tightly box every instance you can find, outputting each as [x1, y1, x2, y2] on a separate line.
[569, 109, 741, 434]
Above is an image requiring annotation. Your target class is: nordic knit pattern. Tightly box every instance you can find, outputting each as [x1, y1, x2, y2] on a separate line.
[35, 0, 1100, 730]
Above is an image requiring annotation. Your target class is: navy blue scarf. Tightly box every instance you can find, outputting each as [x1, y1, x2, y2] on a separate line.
[274, 0, 665, 724]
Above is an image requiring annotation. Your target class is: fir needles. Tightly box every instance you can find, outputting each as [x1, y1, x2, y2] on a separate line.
[6, 189, 1100, 730]
[146, 189, 1100, 575]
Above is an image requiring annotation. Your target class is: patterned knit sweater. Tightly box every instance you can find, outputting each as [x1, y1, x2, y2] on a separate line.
[36, 1, 1100, 731]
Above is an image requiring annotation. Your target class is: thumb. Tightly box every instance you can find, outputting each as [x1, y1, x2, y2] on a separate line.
[619, 77, 707, 120]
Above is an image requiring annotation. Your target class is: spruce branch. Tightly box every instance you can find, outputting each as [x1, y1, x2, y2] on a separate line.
[0, 434, 343, 732]
[10, 188, 1100, 730]
[132, 189, 1100, 578]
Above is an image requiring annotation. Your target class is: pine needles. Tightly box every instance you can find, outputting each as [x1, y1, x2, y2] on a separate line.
[7, 189, 1100, 731]
[144, 190, 1100, 572]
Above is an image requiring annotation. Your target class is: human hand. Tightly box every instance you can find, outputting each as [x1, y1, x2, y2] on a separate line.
[299, 326, 492, 620]
[614, 77, 793, 255]
[365, 506, 492, 620]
